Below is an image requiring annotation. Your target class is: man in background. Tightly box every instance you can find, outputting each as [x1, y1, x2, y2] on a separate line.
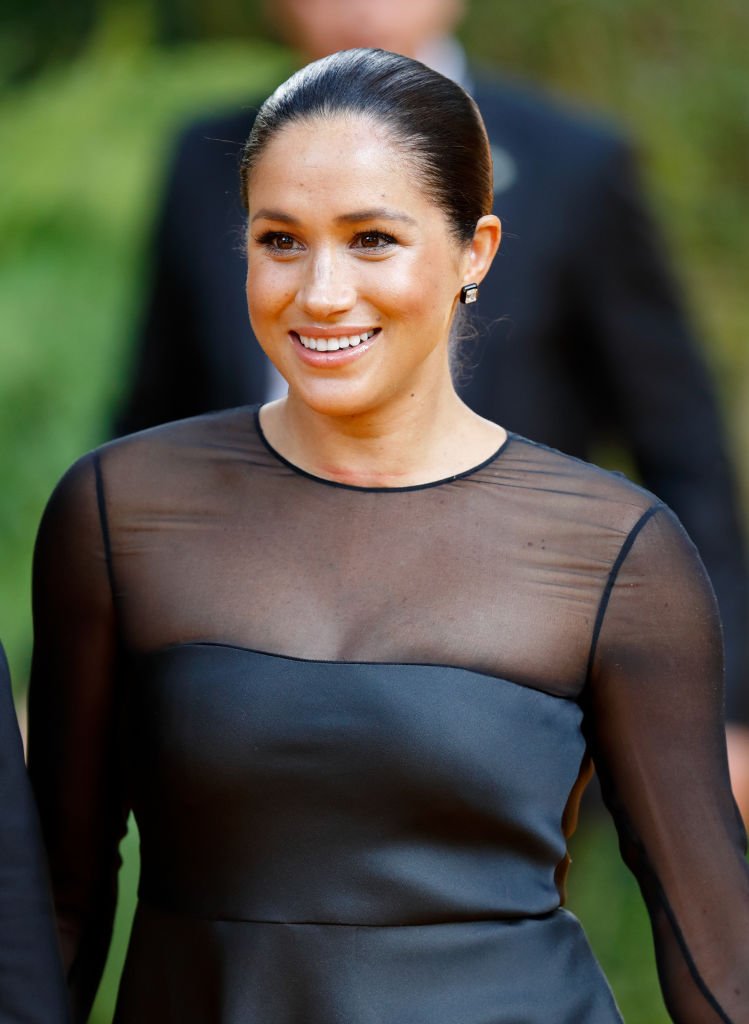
[115, 0, 749, 815]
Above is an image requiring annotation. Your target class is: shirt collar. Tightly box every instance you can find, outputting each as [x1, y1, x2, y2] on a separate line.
[414, 36, 471, 92]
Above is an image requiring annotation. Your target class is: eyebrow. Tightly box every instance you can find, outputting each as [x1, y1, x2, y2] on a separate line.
[250, 207, 417, 226]
[336, 208, 417, 226]
[250, 209, 299, 225]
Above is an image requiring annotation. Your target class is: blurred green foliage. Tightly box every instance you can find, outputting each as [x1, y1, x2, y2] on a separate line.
[1, 2, 746, 1021]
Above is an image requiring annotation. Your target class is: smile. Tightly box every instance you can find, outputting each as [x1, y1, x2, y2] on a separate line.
[297, 329, 378, 352]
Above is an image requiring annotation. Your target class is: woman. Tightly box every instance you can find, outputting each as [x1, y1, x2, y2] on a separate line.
[0, 643, 68, 1022]
[28, 48, 749, 1022]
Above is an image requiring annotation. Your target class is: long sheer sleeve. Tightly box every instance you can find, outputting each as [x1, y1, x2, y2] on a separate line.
[587, 503, 749, 1022]
[27, 453, 128, 1023]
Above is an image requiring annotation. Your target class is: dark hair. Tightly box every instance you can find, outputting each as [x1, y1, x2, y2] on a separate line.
[240, 48, 493, 246]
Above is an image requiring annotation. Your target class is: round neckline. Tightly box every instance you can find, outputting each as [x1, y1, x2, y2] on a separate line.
[251, 405, 513, 493]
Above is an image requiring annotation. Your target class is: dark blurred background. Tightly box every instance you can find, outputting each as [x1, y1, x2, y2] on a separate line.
[1, 1, 747, 1019]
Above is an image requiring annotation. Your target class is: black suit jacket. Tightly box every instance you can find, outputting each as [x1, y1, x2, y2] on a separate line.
[0, 644, 68, 1022]
[116, 72, 749, 722]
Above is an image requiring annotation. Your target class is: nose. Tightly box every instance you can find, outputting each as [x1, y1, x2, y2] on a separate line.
[296, 246, 357, 320]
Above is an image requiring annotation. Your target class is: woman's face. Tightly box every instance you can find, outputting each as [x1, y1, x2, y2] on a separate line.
[246, 115, 491, 419]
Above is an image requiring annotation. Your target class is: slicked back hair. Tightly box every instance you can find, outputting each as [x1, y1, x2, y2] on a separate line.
[240, 47, 494, 246]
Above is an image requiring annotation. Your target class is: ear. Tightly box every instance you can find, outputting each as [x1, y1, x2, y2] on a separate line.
[461, 215, 501, 288]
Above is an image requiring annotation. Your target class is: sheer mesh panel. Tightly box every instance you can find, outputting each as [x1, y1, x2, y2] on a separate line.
[90, 409, 644, 692]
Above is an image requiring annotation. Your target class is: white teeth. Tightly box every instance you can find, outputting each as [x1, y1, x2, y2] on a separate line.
[297, 330, 377, 351]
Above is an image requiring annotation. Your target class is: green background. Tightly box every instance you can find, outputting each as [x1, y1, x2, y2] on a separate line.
[1, 2, 747, 1020]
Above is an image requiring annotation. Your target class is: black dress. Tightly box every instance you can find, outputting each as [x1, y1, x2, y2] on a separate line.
[28, 407, 749, 1023]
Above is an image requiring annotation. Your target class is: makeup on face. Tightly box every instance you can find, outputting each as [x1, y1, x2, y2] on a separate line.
[245, 116, 468, 416]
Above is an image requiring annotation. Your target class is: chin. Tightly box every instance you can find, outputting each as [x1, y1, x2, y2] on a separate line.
[288, 376, 394, 421]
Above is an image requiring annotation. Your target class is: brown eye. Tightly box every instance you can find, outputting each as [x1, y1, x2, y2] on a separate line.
[354, 231, 397, 250]
[255, 231, 302, 253]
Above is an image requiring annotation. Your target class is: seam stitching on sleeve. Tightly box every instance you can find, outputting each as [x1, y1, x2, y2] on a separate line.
[652, 869, 735, 1023]
[92, 452, 119, 616]
[585, 502, 664, 682]
[609, 804, 735, 1024]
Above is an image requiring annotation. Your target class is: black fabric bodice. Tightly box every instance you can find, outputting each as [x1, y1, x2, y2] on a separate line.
[132, 647, 585, 924]
[28, 407, 749, 1022]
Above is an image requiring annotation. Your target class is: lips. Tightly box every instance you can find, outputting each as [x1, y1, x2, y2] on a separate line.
[289, 327, 382, 364]
[296, 329, 377, 352]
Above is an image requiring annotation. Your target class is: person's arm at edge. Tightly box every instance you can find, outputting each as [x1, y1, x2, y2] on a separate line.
[0, 642, 69, 1023]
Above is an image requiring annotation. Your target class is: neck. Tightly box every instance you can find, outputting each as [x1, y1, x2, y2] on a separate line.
[260, 371, 504, 489]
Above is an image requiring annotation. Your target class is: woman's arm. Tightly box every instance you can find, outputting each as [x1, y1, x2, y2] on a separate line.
[27, 453, 129, 1023]
[587, 503, 749, 1022]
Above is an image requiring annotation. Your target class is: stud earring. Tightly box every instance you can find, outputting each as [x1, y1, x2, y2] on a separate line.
[460, 283, 479, 304]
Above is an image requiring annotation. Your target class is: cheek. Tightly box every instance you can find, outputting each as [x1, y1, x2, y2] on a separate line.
[246, 260, 298, 322]
[388, 267, 458, 332]
[361, 254, 452, 323]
